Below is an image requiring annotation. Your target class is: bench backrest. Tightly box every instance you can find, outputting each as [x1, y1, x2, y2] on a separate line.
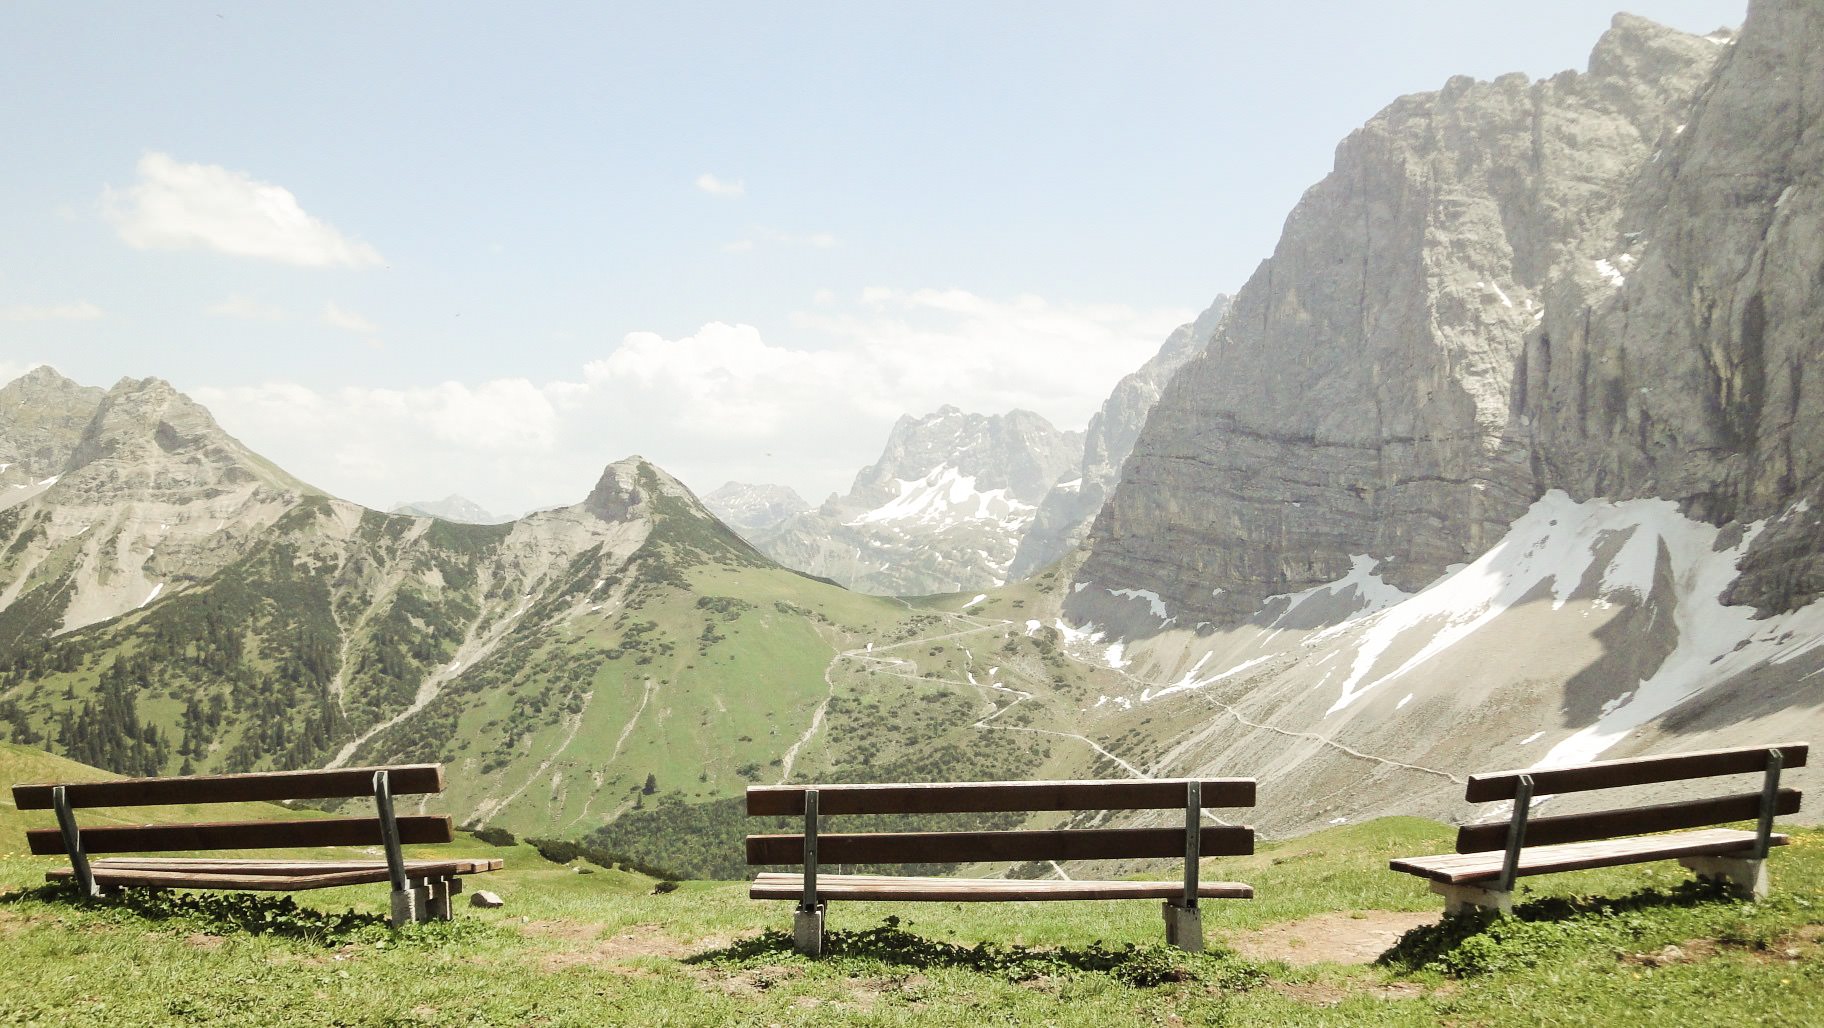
[12, 764, 451, 861]
[745, 778, 1255, 867]
[1457, 743, 1806, 891]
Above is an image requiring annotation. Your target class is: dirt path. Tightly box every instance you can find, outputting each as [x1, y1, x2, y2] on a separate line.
[1228, 911, 1434, 966]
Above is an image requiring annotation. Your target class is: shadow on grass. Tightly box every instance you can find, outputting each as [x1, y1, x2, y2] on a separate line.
[689, 915, 1269, 988]
[2, 880, 387, 944]
[1380, 877, 1741, 976]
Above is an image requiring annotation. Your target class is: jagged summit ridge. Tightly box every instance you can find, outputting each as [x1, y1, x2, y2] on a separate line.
[1071, 12, 1727, 633]
[740, 407, 1082, 594]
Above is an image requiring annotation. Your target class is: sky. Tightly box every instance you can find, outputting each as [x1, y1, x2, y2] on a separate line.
[0, 1, 1746, 517]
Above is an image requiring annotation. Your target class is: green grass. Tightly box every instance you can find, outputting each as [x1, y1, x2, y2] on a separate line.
[2, 792, 1820, 1026]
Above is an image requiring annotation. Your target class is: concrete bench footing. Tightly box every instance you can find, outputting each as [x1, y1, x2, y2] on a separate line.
[391, 884, 430, 927]
[1162, 901, 1203, 952]
[1431, 880, 1512, 915]
[793, 904, 825, 956]
[1679, 855, 1769, 899]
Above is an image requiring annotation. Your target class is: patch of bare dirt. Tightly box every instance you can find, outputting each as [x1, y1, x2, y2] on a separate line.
[1623, 927, 1823, 969]
[183, 933, 226, 951]
[1270, 979, 1433, 1007]
[694, 963, 804, 997]
[532, 921, 727, 972]
[1229, 911, 1435, 966]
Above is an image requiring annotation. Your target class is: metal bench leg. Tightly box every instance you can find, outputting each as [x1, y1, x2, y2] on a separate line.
[1679, 856, 1769, 900]
[1164, 780, 1205, 952]
[794, 788, 823, 955]
[1431, 881, 1512, 915]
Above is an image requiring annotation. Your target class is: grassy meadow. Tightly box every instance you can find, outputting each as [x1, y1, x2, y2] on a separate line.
[4, 744, 1822, 1025]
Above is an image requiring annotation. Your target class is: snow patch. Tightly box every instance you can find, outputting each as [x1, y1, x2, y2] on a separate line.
[136, 582, 163, 608]
[1520, 731, 1544, 745]
[1593, 258, 1627, 287]
[964, 594, 987, 608]
[1144, 653, 1275, 703]
[36, 476, 58, 487]
[1325, 491, 1740, 716]
[1265, 554, 1410, 630]
[1396, 693, 1413, 710]
[1107, 587, 1170, 621]
[847, 465, 1034, 532]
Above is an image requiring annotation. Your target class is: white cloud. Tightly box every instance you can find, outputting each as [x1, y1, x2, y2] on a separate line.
[206, 295, 287, 321]
[695, 173, 746, 198]
[322, 302, 379, 336]
[0, 302, 103, 322]
[103, 152, 384, 268]
[721, 239, 755, 253]
[190, 289, 1191, 515]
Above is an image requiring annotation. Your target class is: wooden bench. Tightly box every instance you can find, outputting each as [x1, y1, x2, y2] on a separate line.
[12, 763, 501, 926]
[745, 778, 1256, 955]
[1390, 743, 1807, 915]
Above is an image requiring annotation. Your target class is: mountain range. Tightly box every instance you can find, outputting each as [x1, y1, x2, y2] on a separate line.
[2, 1, 1819, 877]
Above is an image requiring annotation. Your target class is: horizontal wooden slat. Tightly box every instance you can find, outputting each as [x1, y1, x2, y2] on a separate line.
[27, 815, 453, 855]
[1456, 790, 1804, 853]
[88, 857, 503, 876]
[49, 857, 502, 891]
[746, 825, 1253, 865]
[1391, 828, 1789, 884]
[12, 764, 445, 810]
[746, 778, 1255, 816]
[1465, 744, 1807, 802]
[749, 873, 1253, 902]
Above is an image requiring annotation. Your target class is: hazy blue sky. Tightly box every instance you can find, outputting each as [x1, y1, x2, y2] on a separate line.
[0, 1, 1745, 514]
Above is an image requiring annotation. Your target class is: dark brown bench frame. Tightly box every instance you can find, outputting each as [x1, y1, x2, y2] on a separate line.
[13, 763, 501, 926]
[745, 778, 1257, 954]
[1390, 743, 1807, 915]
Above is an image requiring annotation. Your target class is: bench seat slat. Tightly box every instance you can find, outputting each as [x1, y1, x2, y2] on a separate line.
[26, 815, 454, 855]
[1391, 828, 1789, 884]
[747, 825, 1254, 866]
[47, 857, 502, 892]
[86, 857, 504, 875]
[750, 873, 1253, 902]
[747, 779, 1255, 816]
[12, 764, 446, 810]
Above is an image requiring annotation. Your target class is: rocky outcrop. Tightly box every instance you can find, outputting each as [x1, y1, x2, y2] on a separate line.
[1071, 14, 1728, 633]
[0, 367, 104, 491]
[1010, 295, 1231, 579]
[0, 374, 318, 635]
[750, 407, 1083, 594]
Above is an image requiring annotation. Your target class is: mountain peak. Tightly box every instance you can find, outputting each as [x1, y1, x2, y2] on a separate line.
[389, 494, 502, 524]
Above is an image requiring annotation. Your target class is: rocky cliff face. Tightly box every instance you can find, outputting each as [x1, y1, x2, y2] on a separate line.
[1518, 0, 1824, 615]
[749, 407, 1082, 594]
[1010, 295, 1232, 579]
[1071, 13, 1729, 634]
